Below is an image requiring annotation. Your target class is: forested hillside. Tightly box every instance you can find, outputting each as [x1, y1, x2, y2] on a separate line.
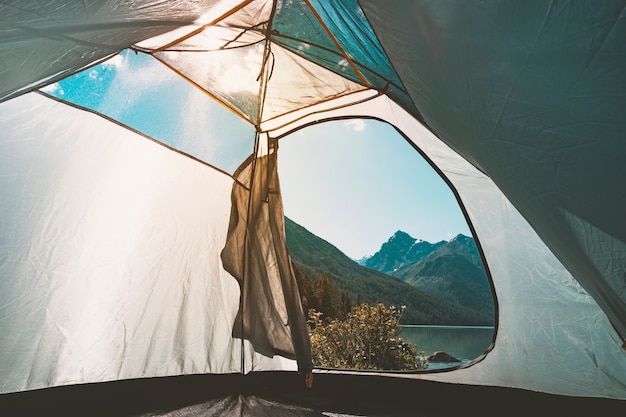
[284, 217, 493, 325]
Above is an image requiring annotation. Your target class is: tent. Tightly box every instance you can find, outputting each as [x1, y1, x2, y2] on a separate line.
[1, 0, 625, 415]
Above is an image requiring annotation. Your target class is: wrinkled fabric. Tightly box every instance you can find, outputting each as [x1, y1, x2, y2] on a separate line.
[221, 136, 313, 374]
[0, 93, 242, 391]
[0, 0, 234, 101]
[0, 0, 625, 402]
[360, 0, 626, 340]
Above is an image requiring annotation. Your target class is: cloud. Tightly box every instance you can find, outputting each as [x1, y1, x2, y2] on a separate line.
[297, 43, 310, 51]
[216, 46, 262, 94]
[101, 53, 127, 70]
[85, 53, 129, 83]
[41, 83, 64, 95]
[345, 119, 366, 132]
[108, 51, 176, 93]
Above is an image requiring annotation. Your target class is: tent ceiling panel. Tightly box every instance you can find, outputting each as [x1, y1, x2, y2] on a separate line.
[153, 24, 264, 52]
[156, 43, 265, 124]
[0, 0, 227, 102]
[42, 50, 256, 175]
[155, 40, 369, 125]
[271, 0, 365, 82]
[135, 0, 261, 50]
[271, 0, 418, 114]
[261, 46, 369, 122]
[145, 0, 272, 53]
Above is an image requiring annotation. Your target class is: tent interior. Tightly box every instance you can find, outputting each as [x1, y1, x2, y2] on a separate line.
[1, 0, 625, 415]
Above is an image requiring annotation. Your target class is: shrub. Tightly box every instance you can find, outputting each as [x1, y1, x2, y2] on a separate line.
[308, 303, 428, 370]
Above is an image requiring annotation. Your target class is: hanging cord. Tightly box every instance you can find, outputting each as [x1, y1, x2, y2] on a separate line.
[254, 2, 313, 389]
[254, 29, 276, 126]
[239, 131, 262, 374]
[256, 31, 277, 82]
[253, 0, 279, 128]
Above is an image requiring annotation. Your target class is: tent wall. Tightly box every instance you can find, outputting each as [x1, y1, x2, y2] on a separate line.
[270, 95, 626, 399]
[1, 0, 625, 402]
[0, 93, 295, 393]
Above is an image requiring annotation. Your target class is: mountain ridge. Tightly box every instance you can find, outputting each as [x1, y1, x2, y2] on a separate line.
[362, 230, 494, 321]
[359, 230, 445, 273]
[284, 217, 493, 326]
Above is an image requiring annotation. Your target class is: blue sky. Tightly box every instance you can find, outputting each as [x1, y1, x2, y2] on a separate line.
[278, 119, 470, 259]
[44, 50, 471, 260]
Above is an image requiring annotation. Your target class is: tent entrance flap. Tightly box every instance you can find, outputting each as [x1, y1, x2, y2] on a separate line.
[221, 135, 313, 374]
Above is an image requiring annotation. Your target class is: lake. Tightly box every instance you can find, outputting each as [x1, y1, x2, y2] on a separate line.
[398, 325, 495, 369]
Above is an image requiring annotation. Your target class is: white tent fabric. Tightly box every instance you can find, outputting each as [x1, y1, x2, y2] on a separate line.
[0, 93, 296, 392]
[1, 0, 625, 403]
[290, 95, 626, 398]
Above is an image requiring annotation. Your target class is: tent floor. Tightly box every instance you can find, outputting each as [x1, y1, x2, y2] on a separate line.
[0, 371, 623, 416]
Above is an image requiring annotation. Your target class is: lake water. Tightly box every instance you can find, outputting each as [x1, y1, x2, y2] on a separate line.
[398, 325, 495, 368]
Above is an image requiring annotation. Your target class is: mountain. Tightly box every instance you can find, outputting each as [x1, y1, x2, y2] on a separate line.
[284, 217, 493, 326]
[359, 230, 446, 274]
[364, 232, 494, 322]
